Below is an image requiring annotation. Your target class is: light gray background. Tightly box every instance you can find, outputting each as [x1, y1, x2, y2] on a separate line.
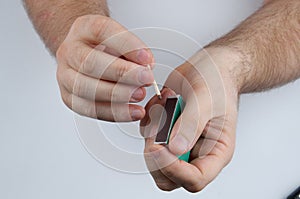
[1, 0, 299, 198]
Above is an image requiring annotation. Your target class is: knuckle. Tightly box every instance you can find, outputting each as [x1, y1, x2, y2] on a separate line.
[97, 82, 123, 102]
[56, 67, 73, 93]
[116, 63, 129, 79]
[83, 103, 97, 118]
[64, 69, 76, 92]
[61, 92, 72, 110]
[81, 50, 96, 75]
[75, 45, 90, 69]
[184, 181, 206, 193]
[71, 16, 89, 35]
[56, 42, 68, 61]
[156, 182, 175, 192]
[110, 87, 120, 101]
[162, 167, 176, 179]
[56, 67, 63, 84]
[184, 177, 212, 193]
[95, 105, 105, 119]
[90, 16, 112, 40]
[73, 15, 89, 27]
[186, 185, 205, 193]
[104, 87, 114, 101]
[73, 77, 87, 97]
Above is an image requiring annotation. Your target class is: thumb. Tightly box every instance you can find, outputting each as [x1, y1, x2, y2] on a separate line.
[166, 78, 212, 156]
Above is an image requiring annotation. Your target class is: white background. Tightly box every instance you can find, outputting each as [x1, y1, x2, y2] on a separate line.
[0, 0, 299, 198]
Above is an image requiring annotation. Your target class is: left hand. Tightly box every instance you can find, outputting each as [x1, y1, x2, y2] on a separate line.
[140, 49, 240, 192]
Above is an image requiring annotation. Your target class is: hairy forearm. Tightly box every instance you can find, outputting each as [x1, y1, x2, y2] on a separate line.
[23, 0, 109, 55]
[208, 0, 300, 93]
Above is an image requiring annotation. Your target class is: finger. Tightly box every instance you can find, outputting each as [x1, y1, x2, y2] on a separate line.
[69, 15, 154, 65]
[149, 144, 208, 193]
[60, 87, 145, 122]
[150, 170, 179, 192]
[186, 118, 235, 192]
[168, 91, 211, 155]
[62, 67, 146, 103]
[144, 135, 179, 191]
[97, 45, 122, 58]
[65, 44, 154, 86]
[93, 44, 125, 59]
[164, 69, 212, 155]
[191, 117, 227, 159]
[190, 116, 235, 164]
[187, 154, 228, 192]
[144, 138, 179, 191]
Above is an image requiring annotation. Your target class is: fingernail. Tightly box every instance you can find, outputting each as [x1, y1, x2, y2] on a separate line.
[131, 88, 144, 101]
[137, 49, 150, 63]
[171, 134, 189, 154]
[131, 109, 144, 121]
[139, 69, 154, 84]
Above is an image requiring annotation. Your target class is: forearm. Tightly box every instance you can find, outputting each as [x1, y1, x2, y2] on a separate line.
[23, 0, 109, 55]
[207, 0, 300, 93]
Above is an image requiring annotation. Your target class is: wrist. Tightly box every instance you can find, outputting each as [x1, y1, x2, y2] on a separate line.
[24, 0, 109, 56]
[201, 46, 251, 95]
[181, 47, 241, 115]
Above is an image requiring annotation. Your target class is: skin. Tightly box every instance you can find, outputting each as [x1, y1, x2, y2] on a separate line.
[141, 0, 300, 192]
[24, 0, 300, 193]
[24, 0, 155, 122]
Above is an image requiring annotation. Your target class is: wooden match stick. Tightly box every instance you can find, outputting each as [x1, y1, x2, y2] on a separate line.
[147, 65, 162, 99]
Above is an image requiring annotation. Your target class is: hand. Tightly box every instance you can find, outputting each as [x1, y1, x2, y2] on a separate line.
[140, 49, 239, 192]
[56, 15, 154, 122]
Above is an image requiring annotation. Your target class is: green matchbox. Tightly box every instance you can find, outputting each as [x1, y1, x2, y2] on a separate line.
[155, 95, 190, 162]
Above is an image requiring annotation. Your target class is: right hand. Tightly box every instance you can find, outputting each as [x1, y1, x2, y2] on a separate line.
[56, 15, 154, 122]
[141, 49, 239, 192]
